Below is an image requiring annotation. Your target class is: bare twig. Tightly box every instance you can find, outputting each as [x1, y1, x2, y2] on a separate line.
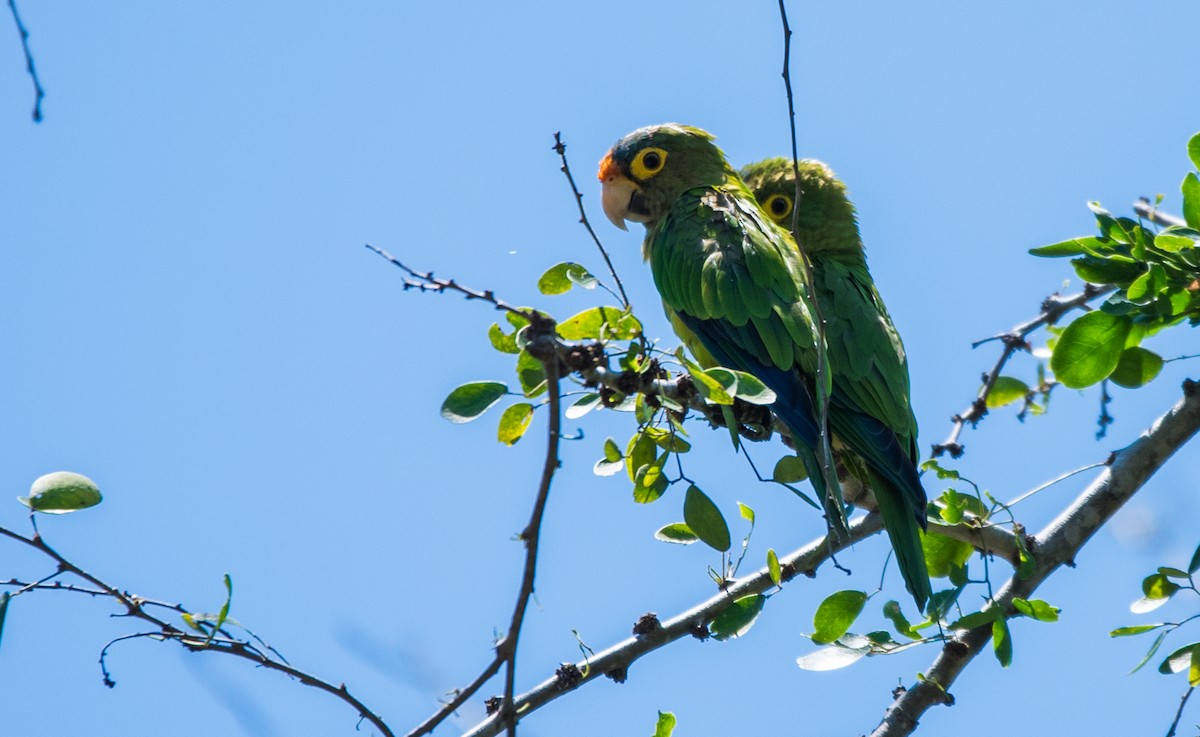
[499, 331, 562, 736]
[933, 284, 1112, 458]
[0, 526, 394, 737]
[460, 513, 886, 737]
[777, 0, 841, 531]
[364, 245, 535, 321]
[404, 325, 563, 737]
[552, 132, 631, 310]
[1165, 685, 1195, 737]
[7, 0, 43, 122]
[1134, 198, 1186, 228]
[872, 379, 1200, 737]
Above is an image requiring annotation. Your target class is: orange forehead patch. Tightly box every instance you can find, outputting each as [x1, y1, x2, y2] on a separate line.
[597, 151, 620, 181]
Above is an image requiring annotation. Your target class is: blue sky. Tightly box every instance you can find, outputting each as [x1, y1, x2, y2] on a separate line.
[2, 3, 1199, 736]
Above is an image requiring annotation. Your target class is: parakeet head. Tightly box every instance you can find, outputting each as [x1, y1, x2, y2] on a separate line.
[740, 157, 862, 253]
[598, 124, 737, 231]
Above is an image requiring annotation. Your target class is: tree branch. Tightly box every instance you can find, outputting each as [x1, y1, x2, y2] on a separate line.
[872, 378, 1200, 737]
[404, 327, 563, 737]
[1133, 198, 1186, 228]
[460, 513, 886, 737]
[933, 284, 1112, 458]
[552, 132, 631, 310]
[0, 526, 395, 736]
[7, 0, 43, 122]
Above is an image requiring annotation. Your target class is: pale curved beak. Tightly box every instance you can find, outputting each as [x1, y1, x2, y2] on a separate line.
[600, 175, 639, 231]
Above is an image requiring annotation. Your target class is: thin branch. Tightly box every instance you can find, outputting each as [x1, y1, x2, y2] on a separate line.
[404, 327, 563, 737]
[1004, 461, 1109, 509]
[500, 331, 562, 736]
[7, 0, 43, 122]
[933, 284, 1112, 458]
[460, 513, 886, 737]
[1165, 685, 1195, 737]
[0, 526, 394, 737]
[925, 520, 1019, 567]
[872, 378, 1200, 737]
[1134, 198, 1186, 228]
[777, 0, 841, 533]
[364, 245, 534, 320]
[552, 132, 631, 309]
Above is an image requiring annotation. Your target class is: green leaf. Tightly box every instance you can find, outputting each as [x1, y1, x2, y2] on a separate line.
[1111, 624, 1165, 637]
[18, 471, 102, 514]
[593, 457, 623, 477]
[1070, 255, 1142, 286]
[515, 351, 547, 397]
[1029, 237, 1105, 258]
[441, 382, 508, 423]
[683, 485, 731, 552]
[1188, 541, 1200, 574]
[938, 489, 965, 524]
[557, 306, 639, 340]
[625, 430, 657, 483]
[1188, 132, 1200, 171]
[690, 368, 733, 405]
[1154, 230, 1198, 253]
[883, 600, 919, 640]
[487, 323, 521, 354]
[772, 455, 808, 483]
[985, 376, 1029, 409]
[710, 594, 766, 640]
[725, 369, 777, 405]
[564, 393, 601, 420]
[1159, 566, 1190, 579]
[676, 350, 733, 405]
[1015, 533, 1036, 580]
[737, 502, 755, 523]
[922, 531, 973, 579]
[1183, 172, 1200, 230]
[644, 426, 691, 453]
[497, 403, 535, 445]
[992, 617, 1013, 668]
[1143, 572, 1181, 600]
[1012, 598, 1060, 622]
[811, 590, 869, 645]
[949, 609, 1001, 631]
[208, 573, 233, 645]
[537, 262, 596, 295]
[655, 523, 698, 545]
[1159, 643, 1200, 677]
[1109, 347, 1163, 389]
[1132, 572, 1181, 613]
[796, 644, 869, 671]
[767, 549, 782, 587]
[1132, 630, 1169, 674]
[632, 454, 669, 504]
[1049, 310, 1132, 388]
[652, 711, 677, 737]
[921, 459, 960, 481]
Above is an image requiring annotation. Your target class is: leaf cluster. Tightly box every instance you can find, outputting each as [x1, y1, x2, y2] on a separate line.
[1030, 132, 1200, 390]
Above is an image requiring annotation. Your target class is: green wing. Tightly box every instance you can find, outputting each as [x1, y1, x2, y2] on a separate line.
[648, 185, 854, 533]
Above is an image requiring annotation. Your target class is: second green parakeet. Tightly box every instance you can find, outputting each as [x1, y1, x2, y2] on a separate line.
[742, 157, 930, 611]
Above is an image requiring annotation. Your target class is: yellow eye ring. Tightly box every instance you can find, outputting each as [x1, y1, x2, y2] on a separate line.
[630, 147, 668, 180]
[763, 193, 793, 224]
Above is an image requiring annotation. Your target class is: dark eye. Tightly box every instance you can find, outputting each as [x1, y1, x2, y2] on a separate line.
[632, 147, 668, 179]
[763, 194, 793, 223]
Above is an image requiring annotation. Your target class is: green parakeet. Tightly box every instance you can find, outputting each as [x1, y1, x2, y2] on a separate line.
[741, 157, 930, 611]
[598, 125, 930, 611]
